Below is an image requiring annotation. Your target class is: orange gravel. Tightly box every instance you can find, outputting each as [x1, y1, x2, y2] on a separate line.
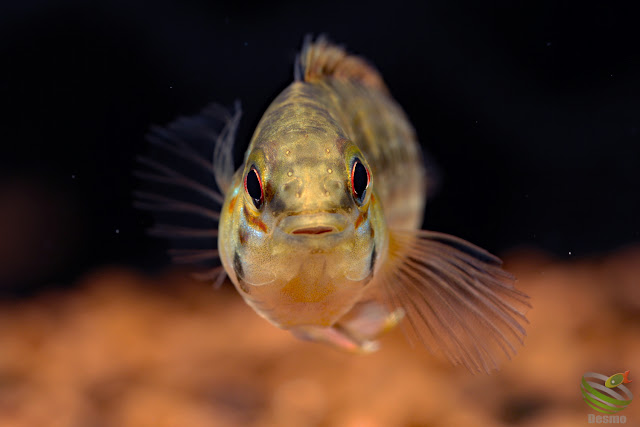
[1, 248, 639, 427]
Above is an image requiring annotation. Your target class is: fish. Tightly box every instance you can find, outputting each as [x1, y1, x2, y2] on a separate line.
[605, 371, 633, 388]
[135, 36, 530, 373]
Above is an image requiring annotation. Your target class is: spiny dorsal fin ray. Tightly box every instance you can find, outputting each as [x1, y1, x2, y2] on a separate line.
[379, 229, 531, 374]
[295, 35, 389, 93]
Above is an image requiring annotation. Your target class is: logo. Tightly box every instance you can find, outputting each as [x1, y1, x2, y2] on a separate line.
[582, 371, 633, 424]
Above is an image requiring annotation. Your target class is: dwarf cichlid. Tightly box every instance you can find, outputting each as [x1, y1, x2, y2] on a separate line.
[136, 36, 530, 373]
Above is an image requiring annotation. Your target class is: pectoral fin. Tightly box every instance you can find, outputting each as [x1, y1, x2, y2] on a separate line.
[378, 229, 531, 373]
[134, 102, 242, 288]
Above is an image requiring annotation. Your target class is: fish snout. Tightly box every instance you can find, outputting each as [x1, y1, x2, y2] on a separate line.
[279, 174, 346, 205]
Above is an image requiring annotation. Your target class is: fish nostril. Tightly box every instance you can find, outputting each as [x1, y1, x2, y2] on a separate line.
[323, 178, 342, 193]
[282, 177, 303, 194]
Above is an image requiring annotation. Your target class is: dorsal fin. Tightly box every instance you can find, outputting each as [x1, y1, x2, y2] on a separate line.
[295, 35, 388, 93]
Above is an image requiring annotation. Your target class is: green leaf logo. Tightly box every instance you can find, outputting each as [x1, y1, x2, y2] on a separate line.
[581, 372, 633, 414]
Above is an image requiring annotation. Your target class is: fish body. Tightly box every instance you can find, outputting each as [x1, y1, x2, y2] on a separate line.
[137, 37, 530, 373]
[218, 63, 418, 331]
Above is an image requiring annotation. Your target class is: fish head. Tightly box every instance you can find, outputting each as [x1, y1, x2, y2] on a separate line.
[219, 128, 387, 328]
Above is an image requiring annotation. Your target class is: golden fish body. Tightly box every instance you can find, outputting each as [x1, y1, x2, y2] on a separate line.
[138, 37, 530, 372]
[219, 82, 391, 331]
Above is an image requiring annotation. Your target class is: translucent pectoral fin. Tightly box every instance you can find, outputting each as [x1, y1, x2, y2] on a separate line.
[379, 229, 531, 374]
[134, 102, 242, 287]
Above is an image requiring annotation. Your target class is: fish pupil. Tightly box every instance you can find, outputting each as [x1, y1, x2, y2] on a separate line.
[351, 160, 369, 204]
[245, 167, 263, 209]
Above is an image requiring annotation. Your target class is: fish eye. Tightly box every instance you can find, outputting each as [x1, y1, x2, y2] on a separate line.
[350, 159, 370, 205]
[244, 165, 264, 209]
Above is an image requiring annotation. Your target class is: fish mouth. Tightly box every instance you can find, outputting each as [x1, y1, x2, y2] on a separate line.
[279, 212, 348, 237]
[292, 226, 336, 235]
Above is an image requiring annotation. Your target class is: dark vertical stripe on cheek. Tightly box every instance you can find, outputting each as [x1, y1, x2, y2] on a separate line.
[238, 228, 248, 246]
[360, 243, 376, 287]
[369, 243, 377, 275]
[233, 251, 251, 294]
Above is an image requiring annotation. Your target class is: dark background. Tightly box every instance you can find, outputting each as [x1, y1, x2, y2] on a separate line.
[1, 1, 639, 293]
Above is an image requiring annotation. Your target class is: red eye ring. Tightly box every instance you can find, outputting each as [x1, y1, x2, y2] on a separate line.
[351, 159, 370, 205]
[244, 165, 264, 209]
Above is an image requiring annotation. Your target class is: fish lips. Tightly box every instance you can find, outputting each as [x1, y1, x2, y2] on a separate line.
[278, 212, 349, 238]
